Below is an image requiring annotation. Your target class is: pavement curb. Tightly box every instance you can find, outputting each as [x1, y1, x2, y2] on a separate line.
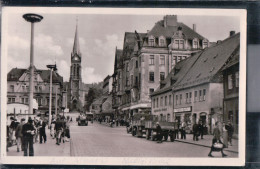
[174, 139, 238, 154]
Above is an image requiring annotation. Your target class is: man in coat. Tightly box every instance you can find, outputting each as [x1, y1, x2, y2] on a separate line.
[55, 116, 63, 145]
[226, 120, 234, 146]
[193, 121, 199, 141]
[156, 122, 163, 143]
[15, 118, 25, 152]
[22, 117, 36, 156]
[39, 118, 47, 144]
[198, 120, 204, 139]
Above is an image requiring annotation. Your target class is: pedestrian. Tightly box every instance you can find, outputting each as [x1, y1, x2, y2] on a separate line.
[15, 118, 25, 152]
[156, 122, 163, 143]
[181, 120, 187, 139]
[193, 121, 199, 141]
[208, 121, 227, 157]
[55, 116, 63, 145]
[226, 120, 234, 146]
[64, 123, 70, 142]
[22, 117, 36, 156]
[174, 119, 179, 139]
[34, 118, 40, 143]
[198, 120, 204, 139]
[39, 118, 47, 144]
[116, 119, 119, 127]
[222, 122, 228, 148]
[50, 119, 56, 139]
[9, 117, 18, 145]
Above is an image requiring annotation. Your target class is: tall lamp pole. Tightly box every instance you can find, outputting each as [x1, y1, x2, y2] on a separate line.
[47, 64, 57, 127]
[23, 13, 43, 116]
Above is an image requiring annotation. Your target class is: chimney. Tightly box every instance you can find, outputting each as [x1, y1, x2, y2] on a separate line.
[164, 15, 177, 27]
[230, 31, 235, 37]
[193, 24, 196, 32]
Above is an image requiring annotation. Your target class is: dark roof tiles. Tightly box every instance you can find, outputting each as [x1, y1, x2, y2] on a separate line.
[148, 20, 206, 40]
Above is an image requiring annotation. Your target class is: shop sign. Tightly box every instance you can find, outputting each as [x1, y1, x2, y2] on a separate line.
[174, 106, 192, 113]
[154, 108, 167, 112]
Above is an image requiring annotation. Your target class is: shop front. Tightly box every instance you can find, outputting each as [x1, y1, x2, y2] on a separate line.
[174, 106, 192, 132]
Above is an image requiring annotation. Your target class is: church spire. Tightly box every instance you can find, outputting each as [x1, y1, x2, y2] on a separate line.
[72, 19, 80, 56]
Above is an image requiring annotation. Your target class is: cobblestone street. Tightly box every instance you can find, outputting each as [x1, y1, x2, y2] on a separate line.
[70, 121, 238, 157]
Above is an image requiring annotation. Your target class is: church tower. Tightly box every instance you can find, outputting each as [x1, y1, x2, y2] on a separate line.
[68, 22, 83, 111]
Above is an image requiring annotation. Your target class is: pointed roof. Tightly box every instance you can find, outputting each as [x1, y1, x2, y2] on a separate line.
[72, 23, 81, 56]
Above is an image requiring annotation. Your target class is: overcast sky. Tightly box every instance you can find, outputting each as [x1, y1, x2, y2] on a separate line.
[6, 13, 240, 84]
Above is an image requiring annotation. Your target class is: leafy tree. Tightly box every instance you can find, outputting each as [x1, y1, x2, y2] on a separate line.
[85, 86, 103, 112]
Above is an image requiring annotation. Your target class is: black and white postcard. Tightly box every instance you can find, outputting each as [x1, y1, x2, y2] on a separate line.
[1, 7, 246, 166]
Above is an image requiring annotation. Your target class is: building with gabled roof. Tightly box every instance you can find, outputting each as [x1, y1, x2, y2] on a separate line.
[172, 32, 240, 134]
[150, 32, 240, 134]
[7, 66, 64, 118]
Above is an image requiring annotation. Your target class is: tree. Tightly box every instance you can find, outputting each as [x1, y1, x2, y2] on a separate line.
[85, 87, 103, 112]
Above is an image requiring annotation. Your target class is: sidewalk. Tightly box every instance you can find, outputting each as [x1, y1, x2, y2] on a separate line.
[7, 129, 70, 156]
[174, 134, 238, 153]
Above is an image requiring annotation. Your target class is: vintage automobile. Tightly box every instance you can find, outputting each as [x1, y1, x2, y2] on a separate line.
[77, 114, 88, 126]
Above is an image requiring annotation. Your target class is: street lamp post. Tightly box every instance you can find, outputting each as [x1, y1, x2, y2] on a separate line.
[47, 64, 57, 127]
[23, 13, 43, 116]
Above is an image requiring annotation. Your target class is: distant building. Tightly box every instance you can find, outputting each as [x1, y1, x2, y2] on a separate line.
[112, 15, 208, 120]
[7, 66, 63, 117]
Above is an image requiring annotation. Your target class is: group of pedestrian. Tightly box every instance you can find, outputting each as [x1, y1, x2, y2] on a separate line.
[7, 116, 47, 156]
[192, 120, 205, 141]
[174, 120, 187, 140]
[7, 114, 72, 156]
[50, 115, 71, 145]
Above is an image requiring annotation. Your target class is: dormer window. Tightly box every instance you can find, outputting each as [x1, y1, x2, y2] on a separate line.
[148, 36, 155, 47]
[159, 36, 166, 47]
[202, 39, 208, 49]
[174, 39, 184, 49]
[193, 38, 198, 49]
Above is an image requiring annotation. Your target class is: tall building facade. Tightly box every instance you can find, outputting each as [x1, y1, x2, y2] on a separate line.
[67, 24, 88, 112]
[112, 15, 208, 120]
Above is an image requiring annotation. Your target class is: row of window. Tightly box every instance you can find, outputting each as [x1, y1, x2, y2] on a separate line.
[149, 55, 166, 65]
[149, 72, 165, 82]
[176, 89, 206, 105]
[153, 95, 172, 108]
[9, 85, 59, 93]
[148, 36, 208, 49]
[8, 97, 59, 106]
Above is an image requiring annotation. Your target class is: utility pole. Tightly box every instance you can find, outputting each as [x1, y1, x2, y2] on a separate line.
[23, 13, 43, 116]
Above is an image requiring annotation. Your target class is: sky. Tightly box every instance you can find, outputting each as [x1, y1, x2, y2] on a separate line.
[5, 12, 240, 84]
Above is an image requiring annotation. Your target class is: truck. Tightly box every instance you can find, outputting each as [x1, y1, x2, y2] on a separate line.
[129, 113, 177, 142]
[77, 113, 88, 126]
